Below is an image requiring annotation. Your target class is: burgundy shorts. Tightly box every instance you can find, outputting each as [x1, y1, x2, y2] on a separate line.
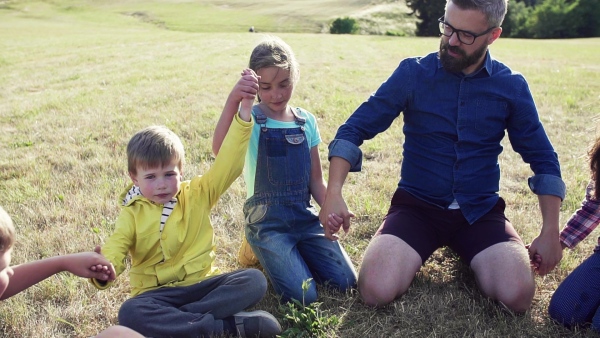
[376, 188, 524, 264]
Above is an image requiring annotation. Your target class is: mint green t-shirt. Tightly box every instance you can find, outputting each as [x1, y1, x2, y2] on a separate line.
[243, 106, 321, 198]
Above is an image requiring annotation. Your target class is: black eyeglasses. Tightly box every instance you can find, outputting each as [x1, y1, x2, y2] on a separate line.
[438, 16, 496, 45]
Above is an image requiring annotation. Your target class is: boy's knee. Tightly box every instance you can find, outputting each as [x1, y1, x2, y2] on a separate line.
[117, 302, 139, 329]
[548, 290, 595, 328]
[548, 298, 567, 324]
[592, 310, 600, 332]
[244, 268, 267, 293]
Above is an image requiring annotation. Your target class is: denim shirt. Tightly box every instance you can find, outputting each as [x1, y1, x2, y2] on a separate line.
[329, 51, 566, 224]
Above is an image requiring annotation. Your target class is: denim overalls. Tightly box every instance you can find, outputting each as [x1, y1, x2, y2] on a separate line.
[243, 107, 357, 304]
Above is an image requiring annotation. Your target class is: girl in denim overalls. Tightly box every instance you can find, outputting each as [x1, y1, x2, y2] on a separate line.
[213, 36, 357, 304]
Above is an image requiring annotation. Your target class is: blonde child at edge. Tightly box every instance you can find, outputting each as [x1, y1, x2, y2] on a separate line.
[0, 206, 141, 337]
[213, 36, 357, 305]
[90, 70, 281, 338]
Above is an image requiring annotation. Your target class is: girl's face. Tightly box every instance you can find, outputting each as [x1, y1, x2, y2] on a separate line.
[256, 67, 294, 115]
[0, 247, 14, 299]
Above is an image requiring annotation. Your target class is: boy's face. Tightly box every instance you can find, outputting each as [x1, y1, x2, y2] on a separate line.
[129, 158, 182, 205]
[0, 247, 14, 298]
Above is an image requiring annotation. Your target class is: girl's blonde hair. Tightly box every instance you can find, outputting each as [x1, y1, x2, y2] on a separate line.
[249, 36, 299, 101]
[0, 206, 15, 253]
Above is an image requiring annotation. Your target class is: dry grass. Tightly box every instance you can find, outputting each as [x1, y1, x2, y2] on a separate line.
[1, 1, 600, 337]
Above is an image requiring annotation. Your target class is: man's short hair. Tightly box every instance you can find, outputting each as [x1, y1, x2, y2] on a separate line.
[0, 206, 16, 253]
[127, 126, 185, 175]
[448, 0, 508, 28]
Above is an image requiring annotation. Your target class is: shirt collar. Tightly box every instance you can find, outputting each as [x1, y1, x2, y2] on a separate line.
[121, 185, 178, 206]
[122, 185, 143, 206]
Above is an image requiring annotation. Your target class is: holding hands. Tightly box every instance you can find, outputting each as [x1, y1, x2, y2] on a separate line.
[319, 157, 355, 241]
[0, 245, 116, 300]
[85, 245, 116, 282]
[526, 234, 563, 275]
[526, 194, 564, 275]
[319, 193, 355, 241]
[236, 68, 259, 122]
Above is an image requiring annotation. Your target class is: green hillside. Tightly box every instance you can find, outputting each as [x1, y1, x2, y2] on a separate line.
[3, 0, 418, 35]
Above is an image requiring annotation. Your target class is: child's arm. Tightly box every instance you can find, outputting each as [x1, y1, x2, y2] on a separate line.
[213, 68, 258, 155]
[309, 145, 346, 238]
[89, 211, 135, 289]
[0, 251, 115, 300]
[309, 145, 327, 207]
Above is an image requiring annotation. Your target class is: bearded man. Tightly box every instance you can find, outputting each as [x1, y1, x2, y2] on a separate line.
[319, 0, 565, 313]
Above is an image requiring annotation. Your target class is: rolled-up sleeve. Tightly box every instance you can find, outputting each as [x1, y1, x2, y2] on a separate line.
[528, 174, 566, 200]
[328, 139, 363, 172]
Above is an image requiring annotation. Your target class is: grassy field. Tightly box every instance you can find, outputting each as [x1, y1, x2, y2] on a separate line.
[1, 0, 600, 337]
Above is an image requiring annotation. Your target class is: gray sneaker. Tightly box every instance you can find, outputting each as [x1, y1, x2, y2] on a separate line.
[234, 310, 282, 338]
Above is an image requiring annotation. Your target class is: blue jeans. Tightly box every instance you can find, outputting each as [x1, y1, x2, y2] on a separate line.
[245, 107, 357, 305]
[118, 269, 266, 337]
[549, 251, 600, 332]
[245, 201, 357, 304]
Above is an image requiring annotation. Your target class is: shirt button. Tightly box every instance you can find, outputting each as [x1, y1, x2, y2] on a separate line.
[161, 234, 167, 240]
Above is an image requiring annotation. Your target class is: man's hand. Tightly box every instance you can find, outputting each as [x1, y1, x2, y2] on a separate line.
[527, 232, 562, 275]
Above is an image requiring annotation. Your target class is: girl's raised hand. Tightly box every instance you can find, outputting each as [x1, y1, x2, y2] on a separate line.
[234, 68, 259, 103]
[239, 69, 258, 122]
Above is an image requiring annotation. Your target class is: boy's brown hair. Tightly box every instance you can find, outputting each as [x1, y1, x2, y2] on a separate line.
[0, 206, 16, 253]
[127, 126, 185, 175]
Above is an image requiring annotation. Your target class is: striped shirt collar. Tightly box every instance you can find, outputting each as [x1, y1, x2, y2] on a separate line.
[123, 185, 178, 232]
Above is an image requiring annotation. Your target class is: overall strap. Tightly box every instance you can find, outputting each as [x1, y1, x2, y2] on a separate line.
[255, 106, 306, 132]
[292, 107, 306, 131]
[254, 106, 268, 132]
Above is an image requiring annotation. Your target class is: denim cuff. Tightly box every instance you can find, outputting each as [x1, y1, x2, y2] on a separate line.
[528, 174, 566, 200]
[328, 139, 363, 172]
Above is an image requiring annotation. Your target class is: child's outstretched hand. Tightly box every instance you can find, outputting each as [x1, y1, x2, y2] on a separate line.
[65, 246, 116, 282]
[238, 68, 258, 122]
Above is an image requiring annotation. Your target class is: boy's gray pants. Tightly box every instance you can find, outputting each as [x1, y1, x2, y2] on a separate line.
[118, 268, 267, 337]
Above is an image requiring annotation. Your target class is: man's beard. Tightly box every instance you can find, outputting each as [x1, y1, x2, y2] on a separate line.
[438, 39, 488, 73]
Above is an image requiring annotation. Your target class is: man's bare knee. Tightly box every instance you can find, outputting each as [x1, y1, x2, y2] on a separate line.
[359, 278, 406, 307]
[496, 279, 535, 313]
[358, 234, 421, 307]
[471, 242, 534, 313]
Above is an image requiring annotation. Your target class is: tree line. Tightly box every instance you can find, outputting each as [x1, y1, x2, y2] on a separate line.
[406, 0, 599, 38]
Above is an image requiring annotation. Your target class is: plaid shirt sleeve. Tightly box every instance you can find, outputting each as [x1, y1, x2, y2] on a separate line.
[560, 181, 600, 249]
